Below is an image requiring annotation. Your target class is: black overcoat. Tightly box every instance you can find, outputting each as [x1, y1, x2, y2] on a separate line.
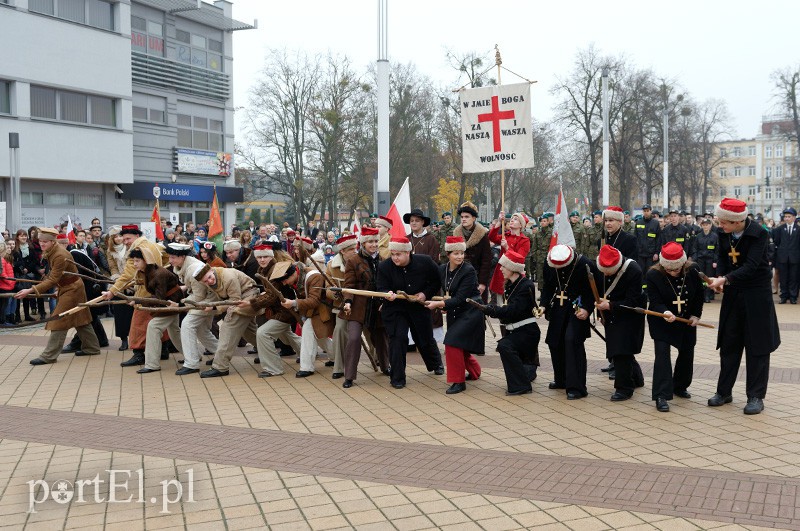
[439, 262, 485, 354]
[606, 229, 638, 261]
[541, 255, 595, 347]
[716, 220, 780, 355]
[645, 264, 704, 348]
[377, 254, 441, 318]
[601, 259, 646, 358]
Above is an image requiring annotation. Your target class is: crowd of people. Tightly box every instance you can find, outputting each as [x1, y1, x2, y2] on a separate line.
[7, 196, 794, 416]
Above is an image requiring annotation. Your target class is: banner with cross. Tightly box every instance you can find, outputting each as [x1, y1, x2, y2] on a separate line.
[460, 82, 534, 173]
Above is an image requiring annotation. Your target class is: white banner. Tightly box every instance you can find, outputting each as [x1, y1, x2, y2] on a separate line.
[460, 82, 534, 173]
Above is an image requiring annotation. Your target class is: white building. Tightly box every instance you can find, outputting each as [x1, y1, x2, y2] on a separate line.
[0, 0, 251, 233]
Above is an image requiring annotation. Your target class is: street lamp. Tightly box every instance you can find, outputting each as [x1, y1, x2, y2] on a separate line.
[601, 67, 609, 207]
[8, 133, 21, 232]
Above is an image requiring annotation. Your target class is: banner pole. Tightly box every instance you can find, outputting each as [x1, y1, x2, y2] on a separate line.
[496, 45, 505, 234]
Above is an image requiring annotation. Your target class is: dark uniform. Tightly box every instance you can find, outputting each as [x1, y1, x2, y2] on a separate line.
[541, 254, 595, 398]
[659, 223, 690, 253]
[646, 265, 704, 403]
[693, 228, 719, 302]
[634, 216, 661, 273]
[714, 220, 780, 405]
[772, 218, 800, 303]
[483, 274, 541, 395]
[605, 229, 638, 262]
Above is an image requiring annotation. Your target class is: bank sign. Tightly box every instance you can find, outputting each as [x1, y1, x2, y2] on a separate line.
[175, 149, 233, 177]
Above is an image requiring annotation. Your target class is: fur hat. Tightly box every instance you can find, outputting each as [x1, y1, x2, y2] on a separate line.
[388, 236, 412, 252]
[597, 245, 623, 275]
[253, 243, 274, 258]
[547, 244, 574, 269]
[192, 263, 212, 280]
[498, 249, 526, 274]
[602, 206, 624, 222]
[360, 226, 379, 243]
[270, 261, 296, 282]
[223, 239, 241, 252]
[374, 215, 393, 229]
[165, 242, 192, 256]
[715, 198, 748, 222]
[457, 201, 479, 218]
[120, 224, 142, 236]
[335, 234, 358, 251]
[511, 212, 529, 227]
[659, 242, 687, 270]
[444, 235, 466, 252]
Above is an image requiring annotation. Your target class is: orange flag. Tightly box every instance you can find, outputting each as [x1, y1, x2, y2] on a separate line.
[151, 199, 164, 240]
[207, 184, 224, 250]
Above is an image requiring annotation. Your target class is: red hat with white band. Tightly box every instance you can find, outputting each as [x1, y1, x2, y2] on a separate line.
[715, 197, 748, 222]
[547, 244, 574, 269]
[444, 235, 466, 252]
[659, 242, 687, 269]
[374, 215, 393, 229]
[498, 249, 526, 273]
[335, 234, 358, 251]
[602, 206, 624, 222]
[388, 236, 412, 252]
[597, 244, 623, 275]
[253, 243, 274, 258]
[359, 226, 379, 243]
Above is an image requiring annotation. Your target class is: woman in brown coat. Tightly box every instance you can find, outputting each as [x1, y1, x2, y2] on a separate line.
[341, 227, 390, 388]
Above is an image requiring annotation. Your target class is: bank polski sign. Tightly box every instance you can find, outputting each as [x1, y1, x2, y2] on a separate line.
[175, 149, 233, 177]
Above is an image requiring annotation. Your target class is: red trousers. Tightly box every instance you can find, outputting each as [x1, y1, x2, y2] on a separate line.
[445, 345, 481, 383]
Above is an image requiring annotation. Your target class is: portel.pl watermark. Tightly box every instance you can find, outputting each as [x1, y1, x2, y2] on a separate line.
[27, 469, 194, 514]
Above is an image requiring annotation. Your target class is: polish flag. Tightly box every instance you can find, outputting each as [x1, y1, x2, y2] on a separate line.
[385, 177, 411, 238]
[351, 211, 360, 234]
[66, 215, 77, 244]
[550, 185, 576, 250]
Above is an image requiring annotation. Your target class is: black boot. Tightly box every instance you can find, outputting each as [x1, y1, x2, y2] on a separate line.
[119, 338, 128, 351]
[160, 342, 170, 360]
[121, 350, 145, 367]
[62, 338, 81, 353]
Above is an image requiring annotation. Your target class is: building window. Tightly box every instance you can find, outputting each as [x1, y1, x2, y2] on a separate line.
[765, 166, 772, 179]
[733, 147, 741, 157]
[719, 187, 727, 197]
[777, 187, 783, 199]
[31, 85, 116, 127]
[748, 145, 756, 156]
[776, 143, 783, 157]
[734, 166, 742, 177]
[733, 186, 741, 197]
[765, 187, 772, 200]
[0, 80, 9, 115]
[116, 197, 151, 208]
[766, 145, 772, 158]
[720, 147, 727, 157]
[75, 193, 102, 206]
[132, 92, 166, 124]
[22, 192, 44, 205]
[46, 193, 74, 205]
[131, 15, 164, 56]
[29, 0, 114, 31]
[748, 166, 756, 177]
[176, 102, 224, 151]
[719, 167, 727, 177]
[175, 28, 223, 71]
[776, 164, 783, 178]
[748, 185, 756, 197]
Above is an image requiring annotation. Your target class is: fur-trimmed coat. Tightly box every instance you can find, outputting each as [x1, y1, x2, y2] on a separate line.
[453, 222, 492, 287]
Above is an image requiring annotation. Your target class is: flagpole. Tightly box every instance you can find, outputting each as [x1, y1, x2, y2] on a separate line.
[496, 45, 505, 235]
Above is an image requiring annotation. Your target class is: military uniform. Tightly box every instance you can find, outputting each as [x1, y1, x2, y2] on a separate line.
[533, 223, 552, 289]
[436, 221, 456, 263]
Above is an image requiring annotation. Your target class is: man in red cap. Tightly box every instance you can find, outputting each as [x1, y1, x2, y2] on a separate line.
[705, 198, 780, 415]
[595, 244, 646, 401]
[474, 249, 541, 395]
[377, 236, 444, 388]
[645, 242, 705, 412]
[374, 215, 393, 259]
[602, 206, 638, 261]
[541, 244, 597, 399]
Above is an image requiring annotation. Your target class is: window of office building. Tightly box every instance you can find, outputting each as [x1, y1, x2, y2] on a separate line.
[748, 145, 756, 156]
[175, 29, 223, 71]
[29, 0, 114, 31]
[776, 143, 783, 157]
[177, 102, 223, 151]
[22, 192, 44, 205]
[734, 166, 741, 177]
[46, 193, 74, 205]
[31, 85, 116, 127]
[75, 193, 102, 206]
[132, 92, 166, 124]
[766, 145, 773, 158]
[0, 80, 9, 114]
[748, 166, 756, 176]
[131, 15, 164, 55]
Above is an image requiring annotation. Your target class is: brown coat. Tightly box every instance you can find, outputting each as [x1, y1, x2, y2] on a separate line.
[342, 250, 381, 326]
[408, 231, 440, 263]
[296, 270, 334, 338]
[108, 236, 166, 298]
[325, 253, 346, 313]
[209, 267, 261, 317]
[453, 222, 492, 287]
[143, 265, 183, 303]
[33, 243, 91, 331]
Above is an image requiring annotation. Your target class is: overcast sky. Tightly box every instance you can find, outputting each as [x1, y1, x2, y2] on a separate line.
[229, 0, 799, 140]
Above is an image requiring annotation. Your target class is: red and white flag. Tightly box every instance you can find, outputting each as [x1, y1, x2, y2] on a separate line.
[351, 211, 360, 234]
[386, 177, 411, 238]
[66, 215, 77, 244]
[550, 186, 576, 251]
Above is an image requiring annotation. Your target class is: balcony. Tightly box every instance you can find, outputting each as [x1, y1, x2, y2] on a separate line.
[132, 51, 230, 101]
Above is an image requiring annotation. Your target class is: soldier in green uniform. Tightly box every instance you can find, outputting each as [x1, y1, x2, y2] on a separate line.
[524, 218, 538, 278]
[583, 210, 603, 261]
[436, 211, 456, 263]
[569, 210, 586, 255]
[623, 211, 635, 234]
[533, 213, 554, 294]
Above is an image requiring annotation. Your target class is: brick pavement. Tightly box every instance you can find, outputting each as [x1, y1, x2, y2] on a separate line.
[0, 299, 797, 529]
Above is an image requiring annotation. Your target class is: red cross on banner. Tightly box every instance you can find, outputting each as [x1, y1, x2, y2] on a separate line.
[478, 96, 516, 153]
[460, 82, 534, 173]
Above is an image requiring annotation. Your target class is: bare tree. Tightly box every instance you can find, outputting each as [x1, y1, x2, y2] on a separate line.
[771, 66, 800, 189]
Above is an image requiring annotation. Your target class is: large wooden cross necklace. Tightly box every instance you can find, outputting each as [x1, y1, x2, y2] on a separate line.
[555, 259, 578, 306]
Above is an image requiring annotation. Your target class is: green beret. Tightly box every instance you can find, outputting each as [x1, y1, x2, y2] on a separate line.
[543, 212, 554, 219]
[569, 210, 580, 217]
[441, 211, 452, 218]
[592, 210, 602, 216]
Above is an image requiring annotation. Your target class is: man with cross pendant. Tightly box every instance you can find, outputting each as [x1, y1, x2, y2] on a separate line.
[705, 198, 780, 415]
[645, 242, 705, 412]
[541, 245, 596, 399]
